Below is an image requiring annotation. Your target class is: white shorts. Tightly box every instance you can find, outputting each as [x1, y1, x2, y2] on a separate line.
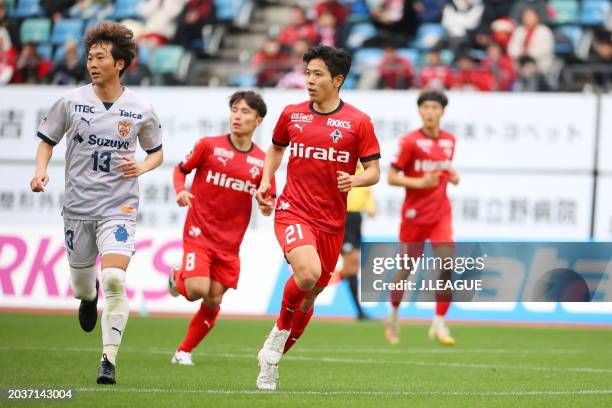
[63, 218, 136, 267]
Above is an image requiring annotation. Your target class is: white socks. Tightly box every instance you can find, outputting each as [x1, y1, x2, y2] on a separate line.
[101, 267, 129, 365]
[70, 265, 97, 301]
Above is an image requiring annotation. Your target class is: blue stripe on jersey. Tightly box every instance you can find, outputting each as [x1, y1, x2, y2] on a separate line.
[37, 131, 57, 146]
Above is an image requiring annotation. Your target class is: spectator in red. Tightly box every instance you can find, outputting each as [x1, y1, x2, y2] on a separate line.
[315, 11, 339, 47]
[482, 42, 514, 90]
[278, 6, 318, 50]
[452, 52, 495, 91]
[14, 43, 52, 84]
[314, 0, 348, 26]
[490, 16, 515, 52]
[418, 48, 455, 89]
[378, 46, 414, 89]
[252, 37, 290, 87]
[173, 0, 216, 49]
[0, 27, 17, 84]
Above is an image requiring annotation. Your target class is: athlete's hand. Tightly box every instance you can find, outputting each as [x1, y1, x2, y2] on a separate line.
[419, 171, 441, 189]
[176, 190, 195, 207]
[117, 157, 144, 178]
[337, 171, 354, 192]
[256, 182, 274, 215]
[448, 168, 460, 185]
[30, 171, 49, 192]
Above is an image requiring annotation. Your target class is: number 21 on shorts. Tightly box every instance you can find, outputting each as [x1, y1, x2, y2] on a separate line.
[285, 224, 304, 245]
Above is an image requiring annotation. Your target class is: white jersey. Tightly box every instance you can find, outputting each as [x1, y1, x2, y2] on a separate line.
[37, 84, 163, 221]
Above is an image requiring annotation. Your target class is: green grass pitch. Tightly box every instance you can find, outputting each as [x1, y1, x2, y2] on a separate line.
[1, 313, 611, 407]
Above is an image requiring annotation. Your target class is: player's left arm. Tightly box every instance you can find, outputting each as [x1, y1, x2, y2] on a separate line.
[120, 105, 164, 178]
[448, 167, 460, 185]
[337, 159, 380, 192]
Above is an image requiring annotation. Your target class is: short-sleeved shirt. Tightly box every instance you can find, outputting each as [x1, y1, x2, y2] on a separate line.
[178, 134, 273, 255]
[37, 84, 162, 221]
[272, 100, 381, 234]
[391, 129, 456, 225]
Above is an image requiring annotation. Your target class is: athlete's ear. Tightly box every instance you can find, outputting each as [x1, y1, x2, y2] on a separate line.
[333, 74, 344, 89]
[255, 116, 264, 127]
[115, 59, 126, 73]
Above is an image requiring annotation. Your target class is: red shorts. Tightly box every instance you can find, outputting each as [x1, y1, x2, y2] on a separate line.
[274, 219, 344, 288]
[400, 213, 454, 257]
[179, 244, 241, 289]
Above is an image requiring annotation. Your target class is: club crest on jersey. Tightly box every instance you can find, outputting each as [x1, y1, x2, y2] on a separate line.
[250, 166, 260, 179]
[117, 120, 132, 138]
[189, 226, 202, 237]
[330, 129, 343, 143]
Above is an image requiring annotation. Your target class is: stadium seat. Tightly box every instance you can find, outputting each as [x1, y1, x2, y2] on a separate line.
[549, 0, 579, 24]
[111, 0, 142, 20]
[214, 0, 243, 22]
[346, 23, 376, 49]
[412, 23, 445, 50]
[397, 48, 418, 66]
[20, 18, 51, 44]
[4, 0, 15, 13]
[554, 25, 583, 55]
[149, 45, 185, 74]
[37, 43, 52, 60]
[50, 19, 84, 45]
[11, 0, 43, 18]
[342, 0, 371, 23]
[53, 43, 85, 62]
[579, 0, 611, 26]
[229, 73, 256, 87]
[353, 48, 384, 68]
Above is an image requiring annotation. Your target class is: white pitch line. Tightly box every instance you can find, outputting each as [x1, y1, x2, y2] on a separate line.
[1, 345, 611, 374]
[72, 387, 612, 397]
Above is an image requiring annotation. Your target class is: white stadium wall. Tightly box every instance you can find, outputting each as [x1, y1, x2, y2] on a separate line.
[0, 87, 610, 324]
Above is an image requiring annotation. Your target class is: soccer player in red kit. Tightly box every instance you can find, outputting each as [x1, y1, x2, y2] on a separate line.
[168, 91, 275, 365]
[385, 90, 459, 346]
[254, 45, 381, 390]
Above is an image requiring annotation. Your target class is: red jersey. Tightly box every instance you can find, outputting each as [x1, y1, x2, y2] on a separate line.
[177, 134, 273, 255]
[272, 100, 380, 233]
[391, 129, 456, 225]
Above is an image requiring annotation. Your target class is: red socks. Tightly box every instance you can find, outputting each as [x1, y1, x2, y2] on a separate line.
[283, 308, 314, 354]
[276, 277, 308, 331]
[390, 288, 404, 308]
[178, 303, 220, 352]
[435, 291, 452, 316]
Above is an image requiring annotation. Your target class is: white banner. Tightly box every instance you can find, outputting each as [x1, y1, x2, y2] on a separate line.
[594, 175, 612, 240]
[0, 87, 598, 171]
[363, 172, 593, 240]
[0, 227, 282, 314]
[598, 95, 612, 173]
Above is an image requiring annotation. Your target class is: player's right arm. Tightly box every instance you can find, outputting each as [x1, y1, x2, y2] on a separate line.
[388, 135, 440, 189]
[256, 144, 284, 209]
[31, 96, 69, 193]
[30, 142, 53, 192]
[173, 138, 208, 207]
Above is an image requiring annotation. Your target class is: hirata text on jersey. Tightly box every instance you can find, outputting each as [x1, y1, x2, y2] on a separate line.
[206, 170, 257, 195]
[289, 142, 350, 163]
[415, 159, 452, 172]
[88, 134, 130, 150]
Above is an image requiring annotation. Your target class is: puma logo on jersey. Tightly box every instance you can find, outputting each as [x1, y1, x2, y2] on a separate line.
[88, 134, 130, 150]
[327, 118, 351, 129]
[206, 170, 257, 195]
[80, 117, 92, 127]
[293, 123, 304, 133]
[289, 142, 350, 163]
[218, 156, 229, 166]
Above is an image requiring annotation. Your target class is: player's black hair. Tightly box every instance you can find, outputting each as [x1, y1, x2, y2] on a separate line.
[303, 45, 352, 86]
[229, 91, 267, 118]
[85, 22, 136, 77]
[417, 90, 448, 108]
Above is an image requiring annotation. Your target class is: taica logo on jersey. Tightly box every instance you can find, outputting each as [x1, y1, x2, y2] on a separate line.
[88, 134, 130, 150]
[289, 142, 350, 163]
[327, 118, 351, 129]
[119, 109, 143, 120]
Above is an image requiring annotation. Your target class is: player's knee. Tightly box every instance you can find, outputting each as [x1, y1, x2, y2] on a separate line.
[102, 268, 126, 296]
[204, 295, 222, 308]
[293, 264, 320, 288]
[185, 282, 207, 301]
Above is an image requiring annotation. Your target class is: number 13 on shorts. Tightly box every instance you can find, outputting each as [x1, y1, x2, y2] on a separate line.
[285, 224, 304, 245]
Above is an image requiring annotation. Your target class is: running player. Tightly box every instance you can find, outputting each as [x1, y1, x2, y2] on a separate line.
[255, 45, 381, 390]
[30, 22, 163, 384]
[385, 90, 459, 346]
[168, 91, 275, 365]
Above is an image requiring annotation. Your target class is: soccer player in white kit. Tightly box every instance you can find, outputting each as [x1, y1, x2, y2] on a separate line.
[29, 22, 164, 385]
